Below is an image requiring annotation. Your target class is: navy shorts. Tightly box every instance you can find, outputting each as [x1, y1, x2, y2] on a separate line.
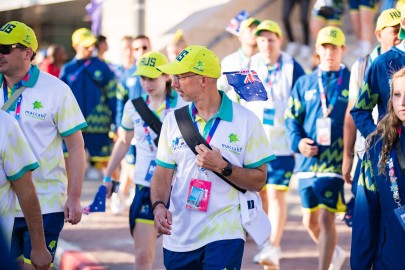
[266, 155, 295, 190]
[129, 185, 154, 235]
[11, 212, 65, 264]
[298, 176, 346, 213]
[349, 0, 379, 10]
[63, 133, 112, 162]
[163, 239, 244, 270]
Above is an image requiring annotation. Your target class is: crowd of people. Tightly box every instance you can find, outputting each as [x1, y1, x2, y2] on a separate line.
[1, 0, 405, 270]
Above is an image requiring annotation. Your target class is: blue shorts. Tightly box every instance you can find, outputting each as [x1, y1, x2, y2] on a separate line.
[11, 212, 65, 264]
[266, 155, 295, 190]
[63, 133, 113, 162]
[349, 0, 379, 10]
[298, 176, 346, 213]
[163, 239, 244, 270]
[125, 144, 136, 165]
[129, 185, 154, 235]
[312, 0, 344, 23]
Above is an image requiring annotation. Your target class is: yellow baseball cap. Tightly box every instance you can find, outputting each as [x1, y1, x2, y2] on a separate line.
[72, 28, 97, 47]
[376, 8, 401, 31]
[0, 21, 38, 52]
[157, 45, 221, 78]
[254, 20, 282, 37]
[240, 17, 261, 30]
[316, 26, 346, 46]
[398, 7, 405, 39]
[133, 51, 169, 78]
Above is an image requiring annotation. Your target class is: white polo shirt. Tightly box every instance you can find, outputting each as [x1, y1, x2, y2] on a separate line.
[0, 110, 39, 244]
[156, 91, 274, 252]
[120, 91, 186, 187]
[0, 66, 87, 216]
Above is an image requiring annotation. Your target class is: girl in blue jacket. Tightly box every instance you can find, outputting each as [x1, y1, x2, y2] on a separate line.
[351, 67, 405, 269]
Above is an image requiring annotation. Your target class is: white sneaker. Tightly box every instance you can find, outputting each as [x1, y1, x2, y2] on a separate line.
[125, 187, 135, 207]
[329, 245, 346, 270]
[110, 193, 125, 215]
[285, 42, 300, 56]
[86, 167, 102, 181]
[253, 245, 281, 269]
[253, 242, 270, 263]
[298, 45, 312, 60]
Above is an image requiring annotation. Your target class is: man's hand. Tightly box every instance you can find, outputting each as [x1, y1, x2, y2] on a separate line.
[30, 246, 52, 270]
[195, 144, 227, 173]
[298, 138, 319, 157]
[64, 197, 82, 224]
[153, 204, 172, 235]
[342, 154, 354, 184]
[103, 181, 113, 198]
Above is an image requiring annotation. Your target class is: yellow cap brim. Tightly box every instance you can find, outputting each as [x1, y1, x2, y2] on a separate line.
[133, 68, 162, 78]
[75, 36, 97, 48]
[0, 33, 21, 45]
[157, 61, 190, 75]
[316, 38, 344, 47]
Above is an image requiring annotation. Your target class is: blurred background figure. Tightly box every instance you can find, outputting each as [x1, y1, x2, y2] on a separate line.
[348, 0, 379, 57]
[38, 44, 67, 78]
[282, 0, 312, 59]
[95, 34, 109, 61]
[166, 29, 188, 62]
[310, 0, 345, 46]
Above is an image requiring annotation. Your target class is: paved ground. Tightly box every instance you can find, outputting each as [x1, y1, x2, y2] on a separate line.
[55, 175, 352, 270]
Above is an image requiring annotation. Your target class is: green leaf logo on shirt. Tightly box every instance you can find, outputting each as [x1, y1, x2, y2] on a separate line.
[33, 101, 43, 109]
[325, 191, 333, 198]
[48, 240, 57, 250]
[342, 89, 349, 98]
[229, 133, 239, 143]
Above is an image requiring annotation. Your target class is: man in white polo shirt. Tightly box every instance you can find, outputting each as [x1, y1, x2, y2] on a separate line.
[0, 110, 51, 270]
[151, 45, 274, 269]
[0, 20, 87, 268]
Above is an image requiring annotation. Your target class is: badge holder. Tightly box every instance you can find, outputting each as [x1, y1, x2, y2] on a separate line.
[316, 117, 331, 146]
[394, 205, 405, 232]
[145, 160, 157, 182]
[263, 99, 275, 126]
[186, 166, 212, 212]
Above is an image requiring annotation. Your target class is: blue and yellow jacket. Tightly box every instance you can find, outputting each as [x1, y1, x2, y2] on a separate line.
[285, 66, 350, 174]
[351, 133, 405, 269]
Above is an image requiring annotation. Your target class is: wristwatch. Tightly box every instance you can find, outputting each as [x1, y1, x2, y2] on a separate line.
[221, 160, 233, 176]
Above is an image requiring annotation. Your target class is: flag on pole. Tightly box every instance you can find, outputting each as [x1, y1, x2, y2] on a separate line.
[225, 10, 249, 36]
[85, 0, 104, 36]
[224, 70, 268, 102]
[82, 185, 106, 215]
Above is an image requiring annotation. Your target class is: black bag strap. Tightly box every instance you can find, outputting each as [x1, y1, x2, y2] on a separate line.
[174, 106, 246, 193]
[395, 139, 405, 177]
[132, 97, 162, 146]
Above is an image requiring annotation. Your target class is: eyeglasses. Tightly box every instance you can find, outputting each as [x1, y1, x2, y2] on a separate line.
[172, 74, 198, 83]
[133, 46, 149, 51]
[0, 44, 26, 55]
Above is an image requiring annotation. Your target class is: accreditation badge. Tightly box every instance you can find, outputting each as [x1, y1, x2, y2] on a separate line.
[263, 108, 275, 126]
[144, 160, 156, 182]
[316, 117, 331, 146]
[394, 205, 405, 232]
[186, 167, 211, 212]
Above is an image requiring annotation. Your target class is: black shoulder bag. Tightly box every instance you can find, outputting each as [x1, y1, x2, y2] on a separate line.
[131, 97, 162, 146]
[174, 105, 246, 193]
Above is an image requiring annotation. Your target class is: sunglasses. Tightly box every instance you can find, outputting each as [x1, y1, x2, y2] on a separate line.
[0, 44, 26, 55]
[133, 46, 149, 51]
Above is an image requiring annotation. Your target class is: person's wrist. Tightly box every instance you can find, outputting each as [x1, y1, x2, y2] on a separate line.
[152, 200, 166, 212]
[103, 176, 112, 183]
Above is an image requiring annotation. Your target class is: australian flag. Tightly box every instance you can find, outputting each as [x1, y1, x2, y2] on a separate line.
[226, 10, 249, 36]
[224, 70, 268, 102]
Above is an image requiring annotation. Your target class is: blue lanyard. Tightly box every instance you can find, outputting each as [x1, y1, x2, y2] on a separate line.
[2, 69, 31, 120]
[265, 55, 282, 101]
[69, 59, 91, 83]
[143, 95, 171, 151]
[191, 103, 221, 144]
[317, 64, 344, 117]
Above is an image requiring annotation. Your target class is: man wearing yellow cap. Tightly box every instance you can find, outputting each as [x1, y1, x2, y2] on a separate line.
[285, 26, 350, 270]
[246, 20, 305, 268]
[218, 17, 260, 98]
[150, 45, 274, 269]
[343, 8, 401, 198]
[103, 51, 186, 270]
[60, 28, 120, 179]
[0, 21, 87, 268]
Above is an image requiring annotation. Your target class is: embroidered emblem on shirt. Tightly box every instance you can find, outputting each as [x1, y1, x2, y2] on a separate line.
[33, 100, 43, 109]
[229, 133, 239, 143]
